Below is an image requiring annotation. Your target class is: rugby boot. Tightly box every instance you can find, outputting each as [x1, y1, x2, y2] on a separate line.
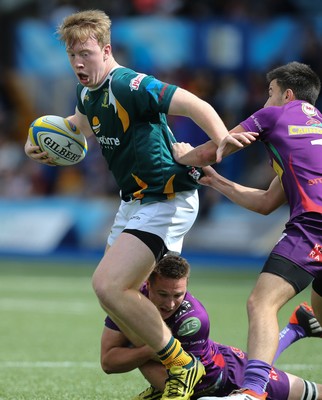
[132, 385, 162, 400]
[161, 354, 205, 399]
[289, 302, 322, 337]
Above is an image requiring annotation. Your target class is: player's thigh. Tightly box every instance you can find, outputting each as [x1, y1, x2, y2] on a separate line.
[249, 272, 296, 311]
[94, 232, 156, 292]
[250, 253, 313, 310]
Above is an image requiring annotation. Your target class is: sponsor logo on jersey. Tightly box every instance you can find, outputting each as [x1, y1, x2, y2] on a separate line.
[309, 243, 322, 262]
[302, 102, 317, 117]
[175, 300, 192, 318]
[177, 317, 201, 336]
[307, 119, 322, 126]
[92, 116, 101, 134]
[308, 177, 322, 185]
[129, 73, 146, 91]
[91, 115, 121, 149]
[188, 167, 201, 181]
[250, 115, 263, 132]
[97, 136, 121, 149]
[288, 125, 322, 135]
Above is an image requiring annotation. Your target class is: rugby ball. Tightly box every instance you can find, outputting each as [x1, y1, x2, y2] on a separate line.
[28, 115, 88, 166]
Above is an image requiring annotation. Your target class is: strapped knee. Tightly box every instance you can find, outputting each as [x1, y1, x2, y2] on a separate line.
[301, 380, 318, 400]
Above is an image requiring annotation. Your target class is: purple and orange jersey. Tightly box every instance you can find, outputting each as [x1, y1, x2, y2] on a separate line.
[241, 100, 322, 220]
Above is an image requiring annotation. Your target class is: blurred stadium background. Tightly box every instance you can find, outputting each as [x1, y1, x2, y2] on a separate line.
[1, 0, 322, 264]
[2, 2, 322, 398]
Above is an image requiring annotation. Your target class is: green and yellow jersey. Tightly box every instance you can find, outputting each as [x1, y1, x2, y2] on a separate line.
[77, 66, 201, 203]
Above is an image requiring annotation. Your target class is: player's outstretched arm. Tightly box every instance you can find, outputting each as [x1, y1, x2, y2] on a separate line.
[216, 127, 259, 163]
[100, 326, 157, 374]
[173, 140, 217, 167]
[199, 168, 286, 215]
[172, 127, 258, 168]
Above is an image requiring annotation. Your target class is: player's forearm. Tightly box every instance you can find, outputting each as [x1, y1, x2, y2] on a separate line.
[101, 346, 155, 374]
[205, 173, 273, 214]
[174, 140, 218, 167]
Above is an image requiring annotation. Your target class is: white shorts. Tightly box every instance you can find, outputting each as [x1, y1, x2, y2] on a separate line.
[107, 190, 199, 254]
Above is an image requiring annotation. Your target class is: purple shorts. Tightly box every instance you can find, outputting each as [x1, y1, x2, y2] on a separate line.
[214, 345, 290, 400]
[272, 212, 322, 278]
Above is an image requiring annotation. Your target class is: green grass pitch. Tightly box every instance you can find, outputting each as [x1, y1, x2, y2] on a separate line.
[0, 257, 320, 399]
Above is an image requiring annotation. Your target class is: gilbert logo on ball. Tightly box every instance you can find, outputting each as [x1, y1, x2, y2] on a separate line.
[28, 115, 88, 166]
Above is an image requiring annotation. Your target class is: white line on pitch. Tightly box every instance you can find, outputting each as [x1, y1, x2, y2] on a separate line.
[278, 364, 321, 370]
[0, 361, 97, 368]
[0, 298, 96, 314]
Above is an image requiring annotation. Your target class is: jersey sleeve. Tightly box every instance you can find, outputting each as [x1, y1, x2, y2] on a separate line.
[240, 106, 282, 140]
[112, 71, 178, 117]
[140, 75, 178, 114]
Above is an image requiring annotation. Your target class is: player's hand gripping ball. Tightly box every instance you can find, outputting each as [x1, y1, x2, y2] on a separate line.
[28, 115, 88, 166]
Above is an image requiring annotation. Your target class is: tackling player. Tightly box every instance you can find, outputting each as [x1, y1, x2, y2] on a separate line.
[101, 254, 322, 400]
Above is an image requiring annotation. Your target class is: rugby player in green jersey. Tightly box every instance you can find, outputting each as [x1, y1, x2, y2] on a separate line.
[24, 9, 256, 399]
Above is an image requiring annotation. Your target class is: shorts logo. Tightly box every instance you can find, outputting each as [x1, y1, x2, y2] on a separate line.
[230, 346, 245, 359]
[308, 243, 322, 262]
[269, 367, 279, 381]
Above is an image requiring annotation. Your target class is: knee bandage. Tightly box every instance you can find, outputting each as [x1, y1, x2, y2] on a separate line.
[301, 380, 318, 400]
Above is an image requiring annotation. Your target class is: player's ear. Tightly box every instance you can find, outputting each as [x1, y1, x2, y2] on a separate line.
[284, 88, 295, 102]
[103, 44, 112, 59]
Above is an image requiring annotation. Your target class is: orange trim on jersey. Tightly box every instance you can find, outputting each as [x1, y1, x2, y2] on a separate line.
[212, 352, 225, 368]
[131, 174, 147, 199]
[115, 99, 130, 132]
[289, 154, 322, 213]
